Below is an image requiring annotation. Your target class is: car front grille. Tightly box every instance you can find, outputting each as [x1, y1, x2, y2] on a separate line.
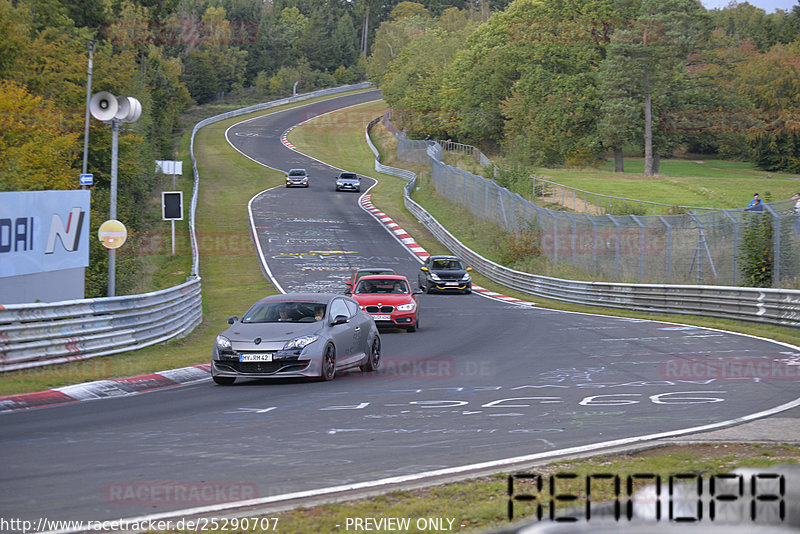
[219, 361, 309, 374]
[365, 305, 394, 313]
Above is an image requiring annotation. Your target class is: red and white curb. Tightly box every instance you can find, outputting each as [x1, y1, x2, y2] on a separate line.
[359, 195, 535, 307]
[280, 130, 296, 150]
[0, 364, 211, 414]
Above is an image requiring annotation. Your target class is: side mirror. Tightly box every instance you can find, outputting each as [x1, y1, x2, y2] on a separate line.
[413, 288, 423, 295]
[227, 315, 238, 324]
[331, 314, 349, 326]
[420, 267, 428, 272]
[466, 267, 473, 272]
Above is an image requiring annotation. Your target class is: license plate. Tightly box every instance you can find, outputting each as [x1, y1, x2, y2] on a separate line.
[445, 282, 459, 286]
[371, 314, 391, 321]
[239, 353, 273, 362]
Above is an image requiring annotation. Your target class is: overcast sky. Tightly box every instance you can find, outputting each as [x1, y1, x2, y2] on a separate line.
[700, 0, 798, 12]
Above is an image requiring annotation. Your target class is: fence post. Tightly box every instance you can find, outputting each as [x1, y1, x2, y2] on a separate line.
[764, 204, 781, 287]
[631, 214, 645, 282]
[551, 210, 559, 264]
[657, 215, 672, 284]
[585, 213, 598, 271]
[721, 209, 739, 286]
[607, 214, 621, 279]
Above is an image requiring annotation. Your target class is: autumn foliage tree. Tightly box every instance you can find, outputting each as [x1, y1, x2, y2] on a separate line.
[0, 80, 80, 191]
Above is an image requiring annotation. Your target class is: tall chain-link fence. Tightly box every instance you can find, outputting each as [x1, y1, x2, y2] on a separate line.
[391, 124, 799, 288]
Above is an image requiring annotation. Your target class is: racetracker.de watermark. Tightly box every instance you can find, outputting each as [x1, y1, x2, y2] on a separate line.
[105, 481, 257, 506]
[368, 357, 494, 380]
[660, 357, 800, 381]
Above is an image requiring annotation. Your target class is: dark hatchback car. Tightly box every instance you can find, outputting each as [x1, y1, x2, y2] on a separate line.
[418, 255, 473, 294]
[335, 171, 361, 192]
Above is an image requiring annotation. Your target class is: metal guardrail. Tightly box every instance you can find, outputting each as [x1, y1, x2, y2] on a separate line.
[366, 117, 800, 329]
[0, 84, 373, 373]
[366, 117, 416, 181]
[0, 279, 202, 372]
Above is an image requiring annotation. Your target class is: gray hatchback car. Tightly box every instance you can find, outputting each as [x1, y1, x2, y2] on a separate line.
[212, 293, 381, 384]
[285, 168, 309, 187]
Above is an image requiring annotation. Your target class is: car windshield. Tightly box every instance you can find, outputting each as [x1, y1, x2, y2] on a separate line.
[354, 270, 393, 283]
[340, 173, 358, 180]
[355, 279, 408, 294]
[432, 259, 464, 270]
[289, 170, 305, 176]
[241, 301, 326, 323]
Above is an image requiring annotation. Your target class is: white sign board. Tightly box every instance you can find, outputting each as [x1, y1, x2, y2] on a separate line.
[0, 190, 91, 278]
[155, 160, 183, 175]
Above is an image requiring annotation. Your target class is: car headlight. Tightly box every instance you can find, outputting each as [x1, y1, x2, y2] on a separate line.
[461, 273, 472, 281]
[283, 335, 319, 350]
[215, 335, 232, 351]
[429, 272, 442, 281]
[396, 302, 415, 311]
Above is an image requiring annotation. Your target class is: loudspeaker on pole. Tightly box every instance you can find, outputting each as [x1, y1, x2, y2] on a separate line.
[89, 91, 118, 121]
[114, 96, 142, 123]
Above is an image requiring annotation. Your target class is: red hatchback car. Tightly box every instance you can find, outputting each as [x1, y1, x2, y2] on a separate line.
[349, 275, 422, 332]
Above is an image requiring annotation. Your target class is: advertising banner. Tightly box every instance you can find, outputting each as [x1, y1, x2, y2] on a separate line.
[0, 190, 91, 278]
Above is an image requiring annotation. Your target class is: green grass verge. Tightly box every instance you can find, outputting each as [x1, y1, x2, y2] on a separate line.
[525, 158, 800, 210]
[0, 90, 371, 396]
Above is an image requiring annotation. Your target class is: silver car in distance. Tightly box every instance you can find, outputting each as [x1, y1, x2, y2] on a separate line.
[212, 293, 381, 384]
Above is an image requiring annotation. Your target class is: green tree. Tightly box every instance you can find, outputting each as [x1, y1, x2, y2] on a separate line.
[180, 6, 248, 103]
[0, 80, 81, 191]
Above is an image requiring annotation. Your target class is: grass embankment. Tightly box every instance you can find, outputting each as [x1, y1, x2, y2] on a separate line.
[441, 149, 800, 212]
[0, 91, 371, 396]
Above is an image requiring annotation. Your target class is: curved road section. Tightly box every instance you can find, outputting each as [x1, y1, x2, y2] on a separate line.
[1, 91, 798, 527]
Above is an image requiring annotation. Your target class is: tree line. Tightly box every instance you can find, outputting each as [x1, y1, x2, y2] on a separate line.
[0, 0, 516, 295]
[368, 0, 800, 175]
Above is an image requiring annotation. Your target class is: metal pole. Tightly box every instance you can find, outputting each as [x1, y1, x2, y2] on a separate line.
[81, 40, 95, 189]
[631, 214, 645, 282]
[171, 220, 176, 255]
[108, 118, 119, 297]
[721, 210, 738, 285]
[657, 215, 672, 283]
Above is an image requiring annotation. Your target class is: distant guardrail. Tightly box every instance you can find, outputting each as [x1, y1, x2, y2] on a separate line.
[366, 117, 800, 329]
[0, 83, 374, 373]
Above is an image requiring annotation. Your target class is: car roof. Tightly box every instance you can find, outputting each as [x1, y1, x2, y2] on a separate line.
[357, 274, 409, 282]
[254, 293, 348, 305]
[355, 267, 395, 273]
[429, 255, 460, 261]
[338, 172, 358, 177]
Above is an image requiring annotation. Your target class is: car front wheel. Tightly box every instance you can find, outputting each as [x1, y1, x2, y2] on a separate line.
[321, 344, 336, 381]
